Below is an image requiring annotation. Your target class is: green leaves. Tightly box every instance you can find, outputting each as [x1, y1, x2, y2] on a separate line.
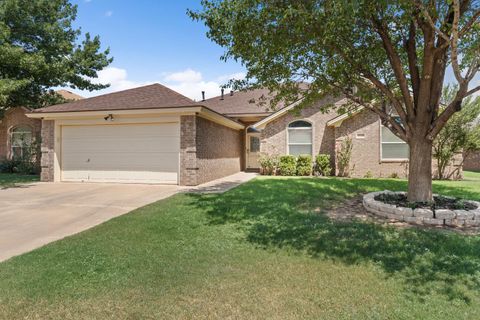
[0, 0, 112, 110]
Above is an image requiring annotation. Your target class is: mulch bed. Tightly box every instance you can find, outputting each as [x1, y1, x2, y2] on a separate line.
[374, 193, 477, 211]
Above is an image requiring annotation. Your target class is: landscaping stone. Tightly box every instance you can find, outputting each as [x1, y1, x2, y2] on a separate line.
[445, 219, 466, 227]
[423, 218, 444, 226]
[435, 209, 455, 220]
[456, 210, 474, 220]
[413, 208, 434, 219]
[362, 191, 480, 230]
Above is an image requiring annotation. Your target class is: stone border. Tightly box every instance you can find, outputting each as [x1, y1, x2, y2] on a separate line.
[363, 191, 480, 228]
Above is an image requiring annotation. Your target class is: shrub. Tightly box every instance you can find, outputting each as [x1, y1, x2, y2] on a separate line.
[364, 171, 373, 178]
[296, 155, 312, 176]
[0, 159, 21, 173]
[314, 154, 331, 176]
[389, 172, 400, 179]
[258, 153, 279, 175]
[337, 136, 353, 177]
[278, 155, 297, 176]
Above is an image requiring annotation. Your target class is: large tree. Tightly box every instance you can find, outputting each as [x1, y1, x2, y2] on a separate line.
[189, 0, 480, 202]
[0, 0, 112, 110]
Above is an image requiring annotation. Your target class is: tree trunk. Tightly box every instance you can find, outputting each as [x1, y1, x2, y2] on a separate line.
[407, 138, 433, 202]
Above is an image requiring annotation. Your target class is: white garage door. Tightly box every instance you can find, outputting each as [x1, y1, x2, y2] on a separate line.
[61, 123, 180, 184]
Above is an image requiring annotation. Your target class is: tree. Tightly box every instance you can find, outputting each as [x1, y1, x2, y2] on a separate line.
[0, 0, 112, 110]
[189, 0, 480, 202]
[433, 85, 480, 179]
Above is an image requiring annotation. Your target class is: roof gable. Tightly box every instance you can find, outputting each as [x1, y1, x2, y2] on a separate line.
[35, 83, 197, 113]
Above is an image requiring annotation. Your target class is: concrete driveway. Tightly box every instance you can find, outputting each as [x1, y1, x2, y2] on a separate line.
[0, 182, 180, 262]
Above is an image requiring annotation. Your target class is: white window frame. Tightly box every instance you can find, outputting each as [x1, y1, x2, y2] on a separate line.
[287, 120, 313, 156]
[10, 125, 33, 160]
[380, 123, 409, 162]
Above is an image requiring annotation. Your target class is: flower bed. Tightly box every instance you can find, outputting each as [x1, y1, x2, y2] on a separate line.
[363, 191, 480, 228]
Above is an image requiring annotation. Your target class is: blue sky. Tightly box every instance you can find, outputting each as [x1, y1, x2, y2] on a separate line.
[68, 0, 478, 100]
[69, 0, 245, 100]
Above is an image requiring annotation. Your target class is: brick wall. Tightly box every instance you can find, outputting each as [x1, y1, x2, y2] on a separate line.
[335, 109, 463, 179]
[464, 151, 480, 171]
[179, 115, 242, 186]
[260, 96, 340, 171]
[40, 120, 54, 182]
[0, 107, 41, 160]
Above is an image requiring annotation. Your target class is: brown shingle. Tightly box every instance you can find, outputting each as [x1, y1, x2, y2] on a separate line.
[202, 88, 279, 115]
[35, 83, 197, 113]
[56, 90, 83, 101]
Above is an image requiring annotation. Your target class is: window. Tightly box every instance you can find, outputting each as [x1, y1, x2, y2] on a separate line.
[249, 136, 260, 153]
[11, 126, 33, 160]
[288, 120, 312, 156]
[381, 126, 408, 160]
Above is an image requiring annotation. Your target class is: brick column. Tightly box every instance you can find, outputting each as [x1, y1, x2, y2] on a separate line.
[40, 120, 54, 182]
[180, 115, 198, 186]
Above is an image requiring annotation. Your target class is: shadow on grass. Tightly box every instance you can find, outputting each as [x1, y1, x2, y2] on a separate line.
[190, 177, 480, 302]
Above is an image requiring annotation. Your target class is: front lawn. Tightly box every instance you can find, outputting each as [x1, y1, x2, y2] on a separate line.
[1, 173, 480, 319]
[0, 173, 39, 189]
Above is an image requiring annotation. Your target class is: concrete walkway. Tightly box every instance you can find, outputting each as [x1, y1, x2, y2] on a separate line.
[186, 172, 258, 193]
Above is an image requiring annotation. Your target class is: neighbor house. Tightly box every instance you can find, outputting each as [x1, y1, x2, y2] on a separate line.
[19, 83, 461, 186]
[0, 90, 83, 162]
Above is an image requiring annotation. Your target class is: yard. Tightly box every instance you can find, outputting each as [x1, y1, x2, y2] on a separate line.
[1, 172, 480, 319]
[0, 173, 39, 189]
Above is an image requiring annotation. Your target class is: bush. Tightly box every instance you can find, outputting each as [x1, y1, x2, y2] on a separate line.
[337, 136, 353, 177]
[296, 155, 312, 176]
[314, 154, 331, 176]
[278, 155, 297, 176]
[0, 159, 39, 175]
[364, 171, 374, 178]
[258, 153, 279, 175]
[0, 159, 21, 173]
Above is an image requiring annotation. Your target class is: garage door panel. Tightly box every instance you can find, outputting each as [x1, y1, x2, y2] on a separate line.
[61, 123, 179, 184]
[62, 137, 181, 153]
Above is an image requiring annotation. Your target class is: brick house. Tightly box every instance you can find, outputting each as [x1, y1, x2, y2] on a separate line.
[464, 151, 480, 171]
[0, 90, 82, 163]
[6, 83, 460, 186]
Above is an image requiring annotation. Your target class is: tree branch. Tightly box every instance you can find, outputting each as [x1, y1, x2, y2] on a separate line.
[414, 0, 451, 42]
[371, 16, 415, 121]
[465, 85, 480, 97]
[334, 84, 408, 141]
[460, 9, 480, 36]
[450, 0, 465, 83]
[406, 21, 420, 109]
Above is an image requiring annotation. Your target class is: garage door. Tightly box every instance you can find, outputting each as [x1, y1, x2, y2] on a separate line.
[61, 123, 180, 184]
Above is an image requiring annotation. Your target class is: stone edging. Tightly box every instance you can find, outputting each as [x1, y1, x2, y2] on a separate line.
[363, 191, 480, 228]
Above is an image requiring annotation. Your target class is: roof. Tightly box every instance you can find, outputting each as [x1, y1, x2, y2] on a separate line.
[56, 90, 83, 101]
[202, 88, 280, 116]
[326, 107, 365, 127]
[35, 83, 197, 113]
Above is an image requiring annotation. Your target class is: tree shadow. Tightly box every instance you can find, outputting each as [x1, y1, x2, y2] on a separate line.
[189, 177, 480, 302]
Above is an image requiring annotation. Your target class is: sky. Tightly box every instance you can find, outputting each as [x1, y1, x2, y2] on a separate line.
[67, 0, 478, 101]
[68, 0, 245, 100]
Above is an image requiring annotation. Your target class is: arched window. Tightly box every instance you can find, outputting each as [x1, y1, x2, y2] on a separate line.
[287, 120, 312, 156]
[11, 126, 33, 160]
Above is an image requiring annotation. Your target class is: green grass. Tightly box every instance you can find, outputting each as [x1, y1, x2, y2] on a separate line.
[1, 173, 480, 319]
[0, 173, 39, 188]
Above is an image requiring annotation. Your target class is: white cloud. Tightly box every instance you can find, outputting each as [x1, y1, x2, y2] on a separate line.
[66, 67, 246, 101]
[162, 69, 245, 101]
[163, 69, 202, 83]
[105, 10, 113, 17]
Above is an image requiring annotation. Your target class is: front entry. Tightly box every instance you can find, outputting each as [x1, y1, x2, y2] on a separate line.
[246, 133, 260, 169]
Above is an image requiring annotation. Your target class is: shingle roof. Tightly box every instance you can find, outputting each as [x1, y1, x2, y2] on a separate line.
[35, 83, 197, 113]
[201, 88, 280, 115]
[56, 90, 83, 101]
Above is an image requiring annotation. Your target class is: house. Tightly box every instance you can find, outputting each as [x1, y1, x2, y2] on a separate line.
[20, 83, 460, 185]
[464, 151, 480, 171]
[0, 90, 82, 162]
